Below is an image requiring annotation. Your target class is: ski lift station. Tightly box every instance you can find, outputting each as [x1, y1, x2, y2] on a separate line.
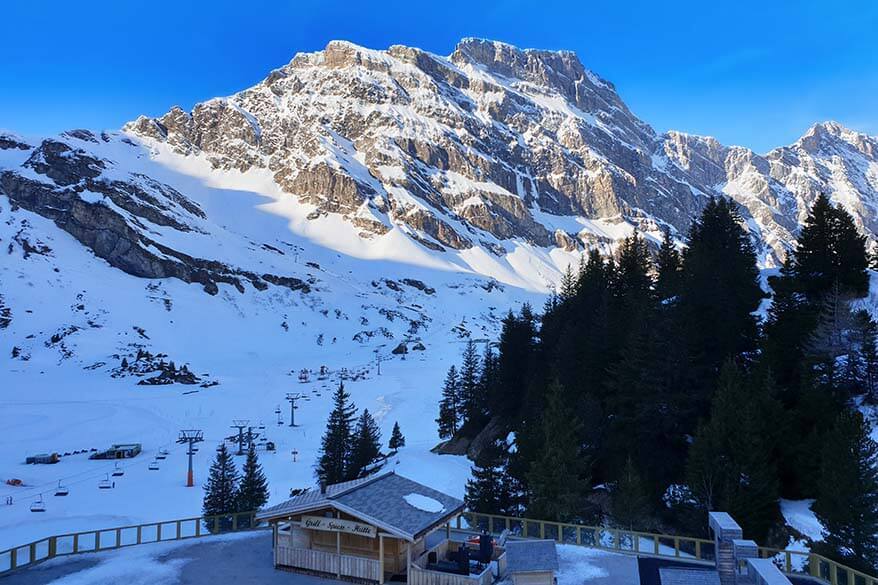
[257, 470, 507, 585]
[89, 443, 142, 460]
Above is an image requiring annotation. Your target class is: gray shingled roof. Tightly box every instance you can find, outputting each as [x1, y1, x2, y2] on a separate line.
[659, 567, 721, 585]
[256, 471, 464, 541]
[505, 540, 559, 573]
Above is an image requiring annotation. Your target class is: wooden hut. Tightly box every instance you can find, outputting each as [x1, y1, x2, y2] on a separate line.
[257, 470, 502, 584]
[505, 540, 558, 585]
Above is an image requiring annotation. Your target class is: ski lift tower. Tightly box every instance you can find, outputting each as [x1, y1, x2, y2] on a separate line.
[285, 392, 309, 428]
[177, 429, 204, 487]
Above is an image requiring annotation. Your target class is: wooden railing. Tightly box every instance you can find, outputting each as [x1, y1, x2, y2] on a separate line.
[757, 546, 878, 585]
[459, 512, 715, 563]
[0, 510, 259, 576]
[460, 512, 878, 585]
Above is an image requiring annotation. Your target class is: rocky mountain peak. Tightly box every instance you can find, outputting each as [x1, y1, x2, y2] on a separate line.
[105, 38, 878, 269]
[794, 121, 876, 158]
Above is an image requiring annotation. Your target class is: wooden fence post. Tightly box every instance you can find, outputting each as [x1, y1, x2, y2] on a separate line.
[95, 531, 101, 550]
[73, 534, 79, 553]
[556, 524, 562, 543]
[136, 526, 142, 544]
[157, 524, 162, 541]
[176, 521, 182, 540]
[115, 529, 121, 548]
[10, 548, 16, 570]
[539, 522, 545, 539]
[48, 537, 57, 559]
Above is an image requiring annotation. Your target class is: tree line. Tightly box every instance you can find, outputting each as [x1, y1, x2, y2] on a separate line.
[444, 195, 878, 573]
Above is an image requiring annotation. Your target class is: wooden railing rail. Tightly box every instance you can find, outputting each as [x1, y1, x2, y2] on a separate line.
[0, 510, 260, 576]
[459, 512, 878, 585]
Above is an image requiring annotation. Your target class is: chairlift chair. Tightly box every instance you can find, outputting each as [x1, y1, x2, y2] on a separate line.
[148, 459, 160, 471]
[54, 480, 69, 496]
[99, 474, 112, 489]
[156, 449, 168, 460]
[111, 463, 124, 477]
[30, 494, 46, 512]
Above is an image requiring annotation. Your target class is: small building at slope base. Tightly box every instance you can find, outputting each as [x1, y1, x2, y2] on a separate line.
[256, 470, 506, 585]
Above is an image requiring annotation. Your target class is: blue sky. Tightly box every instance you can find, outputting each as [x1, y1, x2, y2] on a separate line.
[1, 0, 876, 153]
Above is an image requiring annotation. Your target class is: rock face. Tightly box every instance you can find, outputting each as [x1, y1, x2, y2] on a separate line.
[119, 39, 878, 265]
[4, 39, 878, 291]
[0, 137, 309, 295]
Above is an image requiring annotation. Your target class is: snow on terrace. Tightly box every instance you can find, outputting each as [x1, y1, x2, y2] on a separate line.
[3, 531, 640, 585]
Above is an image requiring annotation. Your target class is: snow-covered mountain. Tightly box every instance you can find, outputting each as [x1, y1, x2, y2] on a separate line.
[2, 37, 878, 549]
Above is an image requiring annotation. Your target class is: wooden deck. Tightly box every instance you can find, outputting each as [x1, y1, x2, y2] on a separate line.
[409, 539, 503, 585]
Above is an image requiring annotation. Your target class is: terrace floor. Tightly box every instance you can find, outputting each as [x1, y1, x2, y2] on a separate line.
[1, 530, 643, 585]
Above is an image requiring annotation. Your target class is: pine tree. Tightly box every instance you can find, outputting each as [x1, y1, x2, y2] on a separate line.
[388, 422, 405, 451]
[678, 197, 763, 421]
[477, 344, 498, 415]
[349, 409, 383, 478]
[458, 340, 482, 430]
[792, 194, 869, 303]
[559, 264, 577, 301]
[203, 443, 239, 532]
[855, 310, 878, 401]
[655, 227, 682, 302]
[236, 446, 269, 522]
[316, 383, 357, 484]
[437, 365, 460, 439]
[814, 410, 878, 571]
[685, 362, 782, 541]
[527, 381, 594, 523]
[493, 308, 537, 423]
[465, 438, 512, 515]
[611, 456, 652, 530]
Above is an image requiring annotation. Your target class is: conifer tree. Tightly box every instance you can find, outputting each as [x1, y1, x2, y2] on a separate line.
[458, 340, 482, 430]
[203, 443, 239, 532]
[792, 194, 869, 302]
[316, 383, 357, 484]
[855, 311, 878, 401]
[685, 362, 781, 541]
[678, 197, 763, 420]
[388, 422, 405, 451]
[655, 227, 682, 301]
[437, 366, 460, 439]
[236, 446, 269, 520]
[478, 344, 498, 414]
[611, 456, 652, 530]
[559, 264, 578, 301]
[494, 307, 537, 422]
[350, 409, 382, 478]
[465, 438, 512, 515]
[527, 381, 594, 523]
[814, 410, 878, 571]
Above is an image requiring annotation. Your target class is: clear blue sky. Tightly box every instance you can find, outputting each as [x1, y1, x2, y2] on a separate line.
[2, 0, 876, 153]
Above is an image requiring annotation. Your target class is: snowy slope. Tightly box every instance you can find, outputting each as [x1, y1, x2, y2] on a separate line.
[0, 130, 557, 549]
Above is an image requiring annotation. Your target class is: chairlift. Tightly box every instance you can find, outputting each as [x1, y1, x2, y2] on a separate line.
[30, 494, 46, 513]
[54, 480, 69, 497]
[156, 448, 168, 460]
[112, 463, 124, 477]
[148, 459, 160, 471]
[99, 474, 112, 489]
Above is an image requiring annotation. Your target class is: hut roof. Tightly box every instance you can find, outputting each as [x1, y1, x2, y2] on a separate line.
[256, 470, 464, 541]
